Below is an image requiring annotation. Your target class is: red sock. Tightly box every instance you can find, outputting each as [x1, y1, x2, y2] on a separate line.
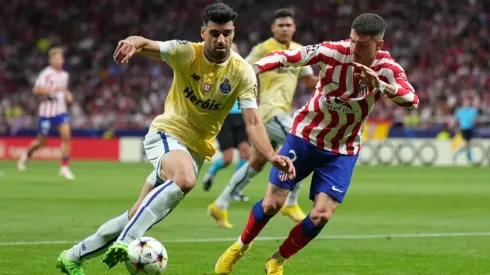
[240, 200, 272, 244]
[278, 222, 315, 259]
[61, 156, 70, 167]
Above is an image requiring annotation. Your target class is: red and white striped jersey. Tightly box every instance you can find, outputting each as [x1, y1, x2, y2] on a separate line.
[34, 66, 69, 118]
[254, 40, 419, 155]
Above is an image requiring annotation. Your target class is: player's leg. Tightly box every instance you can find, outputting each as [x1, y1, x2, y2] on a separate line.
[209, 146, 267, 228]
[102, 132, 203, 268]
[268, 113, 306, 222]
[18, 117, 50, 171]
[215, 134, 313, 275]
[58, 117, 75, 180]
[265, 152, 359, 274]
[56, 173, 159, 275]
[230, 123, 251, 202]
[464, 130, 474, 164]
[203, 116, 234, 191]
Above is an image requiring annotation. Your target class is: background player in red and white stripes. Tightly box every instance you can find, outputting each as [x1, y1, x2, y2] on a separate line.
[215, 13, 419, 275]
[18, 47, 76, 180]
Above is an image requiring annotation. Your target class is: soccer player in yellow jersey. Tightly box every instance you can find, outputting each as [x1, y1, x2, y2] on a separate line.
[55, 4, 295, 274]
[208, 9, 318, 229]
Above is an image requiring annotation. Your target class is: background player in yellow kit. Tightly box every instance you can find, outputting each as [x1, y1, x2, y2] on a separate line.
[208, 9, 318, 229]
[55, 4, 295, 274]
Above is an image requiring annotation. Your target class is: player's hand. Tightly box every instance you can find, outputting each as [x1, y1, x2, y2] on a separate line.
[353, 63, 381, 90]
[113, 40, 137, 64]
[269, 154, 296, 180]
[63, 89, 74, 104]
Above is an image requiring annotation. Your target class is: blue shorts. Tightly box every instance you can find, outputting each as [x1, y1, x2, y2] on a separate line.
[269, 134, 359, 203]
[37, 113, 70, 135]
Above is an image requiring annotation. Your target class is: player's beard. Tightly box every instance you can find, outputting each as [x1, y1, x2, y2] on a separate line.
[211, 46, 230, 62]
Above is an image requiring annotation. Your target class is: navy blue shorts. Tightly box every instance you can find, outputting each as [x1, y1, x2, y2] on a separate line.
[269, 134, 359, 203]
[37, 113, 70, 135]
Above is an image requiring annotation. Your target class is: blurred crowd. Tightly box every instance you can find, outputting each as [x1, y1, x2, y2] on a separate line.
[1, 0, 490, 133]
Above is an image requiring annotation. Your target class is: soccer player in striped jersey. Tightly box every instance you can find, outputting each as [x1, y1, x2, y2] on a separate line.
[208, 8, 318, 229]
[215, 13, 419, 275]
[17, 47, 75, 180]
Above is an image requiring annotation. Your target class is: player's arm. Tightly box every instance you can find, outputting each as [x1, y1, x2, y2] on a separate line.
[63, 89, 74, 104]
[241, 105, 295, 179]
[114, 36, 194, 66]
[113, 36, 161, 62]
[252, 43, 328, 74]
[33, 71, 54, 96]
[353, 63, 419, 110]
[33, 85, 54, 96]
[299, 66, 318, 89]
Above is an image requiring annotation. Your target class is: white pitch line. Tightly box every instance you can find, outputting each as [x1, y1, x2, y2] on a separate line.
[1, 232, 490, 246]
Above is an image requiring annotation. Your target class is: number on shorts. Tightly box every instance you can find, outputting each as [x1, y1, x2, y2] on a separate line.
[289, 149, 297, 162]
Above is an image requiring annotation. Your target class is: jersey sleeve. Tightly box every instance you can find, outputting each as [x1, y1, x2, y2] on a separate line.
[157, 40, 195, 68]
[253, 42, 332, 73]
[379, 61, 419, 110]
[34, 70, 48, 88]
[237, 64, 258, 109]
[245, 43, 266, 65]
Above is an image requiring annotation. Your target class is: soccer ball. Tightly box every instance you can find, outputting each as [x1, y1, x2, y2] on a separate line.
[125, 237, 168, 274]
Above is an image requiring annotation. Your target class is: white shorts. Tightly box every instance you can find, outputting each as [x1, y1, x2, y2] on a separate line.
[144, 131, 205, 186]
[264, 112, 294, 147]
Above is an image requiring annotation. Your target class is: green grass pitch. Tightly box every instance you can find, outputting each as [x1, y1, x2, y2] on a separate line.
[0, 161, 489, 274]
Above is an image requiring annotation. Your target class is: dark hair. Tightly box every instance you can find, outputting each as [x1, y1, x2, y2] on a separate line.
[351, 13, 387, 38]
[273, 8, 295, 23]
[202, 3, 238, 26]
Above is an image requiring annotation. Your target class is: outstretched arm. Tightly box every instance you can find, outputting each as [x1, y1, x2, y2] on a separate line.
[253, 43, 329, 74]
[113, 36, 161, 63]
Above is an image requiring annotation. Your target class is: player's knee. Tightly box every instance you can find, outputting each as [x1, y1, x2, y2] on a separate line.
[238, 142, 250, 159]
[172, 172, 196, 194]
[38, 136, 48, 146]
[60, 134, 71, 142]
[222, 150, 234, 164]
[310, 208, 335, 226]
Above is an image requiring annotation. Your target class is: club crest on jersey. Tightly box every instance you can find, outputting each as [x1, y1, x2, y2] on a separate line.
[219, 77, 232, 95]
[358, 81, 368, 96]
[203, 83, 212, 92]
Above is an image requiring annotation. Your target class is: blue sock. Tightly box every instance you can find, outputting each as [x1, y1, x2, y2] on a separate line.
[301, 214, 325, 238]
[252, 199, 273, 223]
[467, 148, 473, 163]
[208, 156, 226, 176]
[236, 158, 247, 171]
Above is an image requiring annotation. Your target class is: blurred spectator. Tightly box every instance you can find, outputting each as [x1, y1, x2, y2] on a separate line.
[0, 0, 489, 132]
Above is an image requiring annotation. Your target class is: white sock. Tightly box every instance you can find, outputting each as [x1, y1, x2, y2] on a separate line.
[67, 210, 129, 262]
[284, 182, 302, 207]
[215, 163, 258, 210]
[236, 236, 249, 248]
[117, 180, 184, 244]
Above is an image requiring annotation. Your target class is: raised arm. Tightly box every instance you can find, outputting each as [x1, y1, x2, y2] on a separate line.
[253, 43, 329, 74]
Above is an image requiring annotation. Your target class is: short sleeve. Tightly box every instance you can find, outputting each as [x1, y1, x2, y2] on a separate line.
[157, 40, 195, 68]
[237, 65, 258, 102]
[34, 70, 48, 87]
